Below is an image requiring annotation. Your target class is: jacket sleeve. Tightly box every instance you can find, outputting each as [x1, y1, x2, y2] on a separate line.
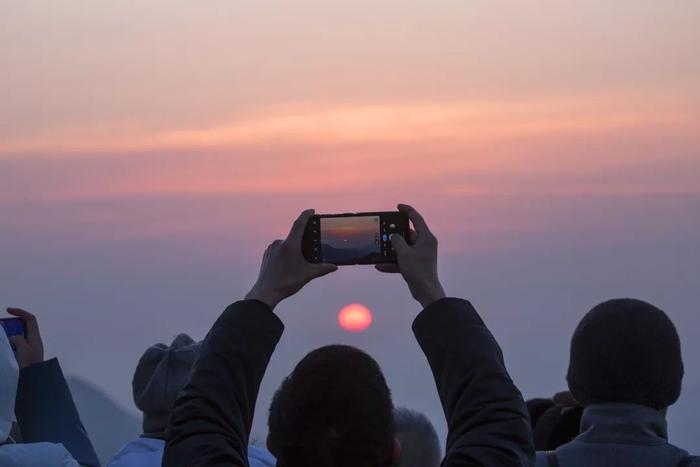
[413, 298, 534, 467]
[14, 358, 101, 467]
[164, 300, 284, 467]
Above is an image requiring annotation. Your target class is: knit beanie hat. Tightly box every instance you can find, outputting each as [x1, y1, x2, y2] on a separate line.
[132, 334, 201, 437]
[567, 298, 684, 409]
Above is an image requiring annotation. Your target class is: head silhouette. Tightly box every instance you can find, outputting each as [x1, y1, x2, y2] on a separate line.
[132, 333, 201, 438]
[267, 345, 397, 467]
[393, 407, 441, 467]
[567, 298, 684, 410]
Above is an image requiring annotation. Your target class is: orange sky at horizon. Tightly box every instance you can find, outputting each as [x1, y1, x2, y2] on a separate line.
[1, 92, 697, 204]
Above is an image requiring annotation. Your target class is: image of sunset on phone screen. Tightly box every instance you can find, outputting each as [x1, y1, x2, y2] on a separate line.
[320, 216, 380, 263]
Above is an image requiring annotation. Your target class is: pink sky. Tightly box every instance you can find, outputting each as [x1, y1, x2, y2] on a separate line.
[2, 1, 698, 207]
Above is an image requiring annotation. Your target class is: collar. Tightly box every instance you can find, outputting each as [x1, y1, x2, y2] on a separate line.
[577, 403, 669, 446]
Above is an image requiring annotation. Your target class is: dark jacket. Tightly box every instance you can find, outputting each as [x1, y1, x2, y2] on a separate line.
[535, 404, 699, 467]
[164, 298, 534, 467]
[15, 358, 102, 467]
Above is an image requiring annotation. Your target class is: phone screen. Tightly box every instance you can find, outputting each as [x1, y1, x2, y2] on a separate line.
[320, 215, 381, 264]
[1, 318, 26, 339]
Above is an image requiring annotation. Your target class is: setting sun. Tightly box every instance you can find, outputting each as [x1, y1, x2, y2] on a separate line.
[338, 304, 373, 333]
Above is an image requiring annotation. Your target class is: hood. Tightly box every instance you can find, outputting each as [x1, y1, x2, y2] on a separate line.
[0, 333, 81, 466]
[0, 330, 19, 442]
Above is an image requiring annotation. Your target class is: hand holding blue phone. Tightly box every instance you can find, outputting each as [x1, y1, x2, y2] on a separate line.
[1, 307, 44, 368]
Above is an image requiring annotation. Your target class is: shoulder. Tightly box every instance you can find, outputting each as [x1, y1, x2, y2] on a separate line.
[108, 438, 165, 466]
[534, 451, 552, 467]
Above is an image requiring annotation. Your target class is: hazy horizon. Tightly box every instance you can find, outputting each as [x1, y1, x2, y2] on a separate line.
[1, 0, 699, 453]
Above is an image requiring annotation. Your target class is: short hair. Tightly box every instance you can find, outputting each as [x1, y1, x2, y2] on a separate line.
[393, 407, 441, 467]
[268, 345, 394, 467]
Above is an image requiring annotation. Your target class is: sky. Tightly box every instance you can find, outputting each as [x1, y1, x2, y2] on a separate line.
[1, 0, 699, 452]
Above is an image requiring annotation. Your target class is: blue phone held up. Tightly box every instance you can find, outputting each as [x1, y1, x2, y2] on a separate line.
[1, 317, 26, 339]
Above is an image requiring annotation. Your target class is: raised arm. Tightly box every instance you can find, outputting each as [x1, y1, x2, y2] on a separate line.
[163, 300, 283, 467]
[164, 210, 336, 467]
[413, 298, 533, 466]
[377, 204, 534, 466]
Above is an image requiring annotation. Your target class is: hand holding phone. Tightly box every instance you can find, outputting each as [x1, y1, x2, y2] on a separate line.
[375, 204, 446, 308]
[246, 210, 338, 310]
[2, 308, 44, 369]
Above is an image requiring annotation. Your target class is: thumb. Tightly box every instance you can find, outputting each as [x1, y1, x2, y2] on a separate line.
[390, 233, 409, 255]
[9, 335, 30, 356]
[313, 263, 338, 278]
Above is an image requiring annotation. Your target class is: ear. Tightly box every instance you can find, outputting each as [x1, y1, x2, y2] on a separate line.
[266, 433, 279, 457]
[388, 438, 401, 466]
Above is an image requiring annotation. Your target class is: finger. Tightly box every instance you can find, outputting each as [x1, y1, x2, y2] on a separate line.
[397, 204, 433, 239]
[6, 307, 34, 320]
[312, 263, 338, 278]
[375, 264, 400, 274]
[265, 240, 283, 256]
[8, 336, 35, 369]
[287, 209, 315, 245]
[262, 240, 283, 262]
[407, 228, 418, 245]
[259, 245, 272, 273]
[553, 391, 579, 407]
[390, 233, 410, 255]
[7, 308, 41, 348]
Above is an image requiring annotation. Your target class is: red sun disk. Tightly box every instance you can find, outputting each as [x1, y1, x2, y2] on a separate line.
[338, 304, 373, 332]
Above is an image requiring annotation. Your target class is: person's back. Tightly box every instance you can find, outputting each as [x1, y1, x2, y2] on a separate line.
[536, 299, 698, 467]
[392, 407, 441, 467]
[108, 333, 275, 467]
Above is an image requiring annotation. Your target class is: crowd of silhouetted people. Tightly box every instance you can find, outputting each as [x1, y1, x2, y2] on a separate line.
[1, 205, 697, 467]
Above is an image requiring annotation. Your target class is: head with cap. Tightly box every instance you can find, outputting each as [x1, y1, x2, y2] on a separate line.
[132, 334, 200, 438]
[393, 407, 441, 467]
[567, 298, 684, 410]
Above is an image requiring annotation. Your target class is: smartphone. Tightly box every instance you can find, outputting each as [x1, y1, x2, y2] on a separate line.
[1, 318, 26, 339]
[303, 211, 409, 265]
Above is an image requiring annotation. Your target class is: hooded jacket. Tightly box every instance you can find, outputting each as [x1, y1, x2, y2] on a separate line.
[535, 404, 699, 467]
[0, 329, 100, 466]
[0, 329, 79, 466]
